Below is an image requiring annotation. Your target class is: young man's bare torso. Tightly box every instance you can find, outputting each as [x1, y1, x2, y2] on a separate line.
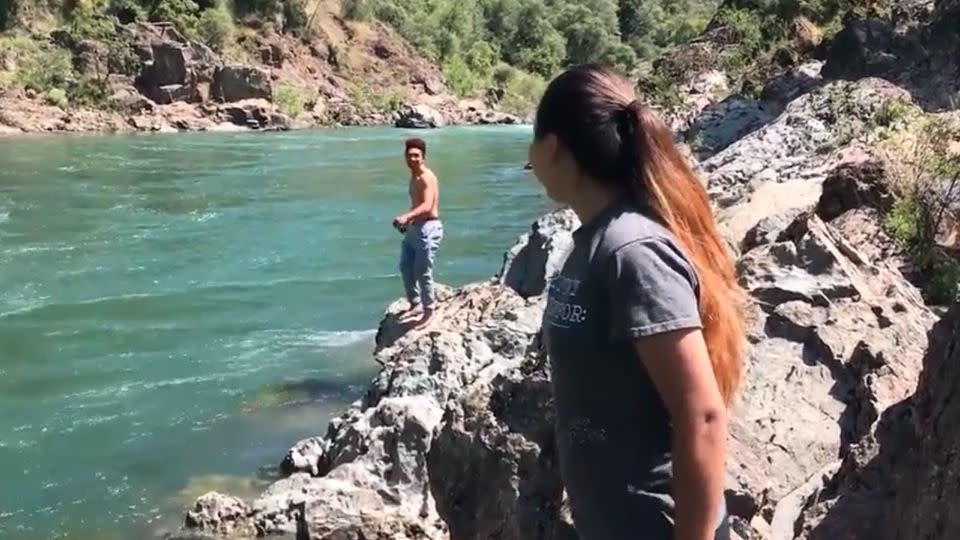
[393, 138, 444, 328]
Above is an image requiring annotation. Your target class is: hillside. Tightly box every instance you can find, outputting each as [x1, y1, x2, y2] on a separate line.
[0, 0, 524, 134]
[0, 0, 755, 135]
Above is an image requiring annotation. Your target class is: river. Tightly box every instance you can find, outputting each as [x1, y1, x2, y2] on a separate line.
[0, 126, 552, 539]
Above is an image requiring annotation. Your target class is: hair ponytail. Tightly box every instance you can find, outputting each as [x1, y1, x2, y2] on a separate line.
[628, 103, 746, 407]
[534, 64, 747, 406]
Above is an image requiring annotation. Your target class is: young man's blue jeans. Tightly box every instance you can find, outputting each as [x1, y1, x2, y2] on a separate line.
[399, 219, 444, 311]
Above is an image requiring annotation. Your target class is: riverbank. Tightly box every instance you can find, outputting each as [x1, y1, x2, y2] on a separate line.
[0, 6, 524, 137]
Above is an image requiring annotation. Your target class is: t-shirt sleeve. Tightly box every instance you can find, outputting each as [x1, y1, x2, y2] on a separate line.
[605, 237, 702, 340]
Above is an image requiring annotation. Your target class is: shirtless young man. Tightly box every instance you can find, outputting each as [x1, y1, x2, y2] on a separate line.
[393, 138, 443, 327]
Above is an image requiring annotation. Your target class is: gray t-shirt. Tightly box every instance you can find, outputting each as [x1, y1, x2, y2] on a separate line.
[544, 197, 725, 539]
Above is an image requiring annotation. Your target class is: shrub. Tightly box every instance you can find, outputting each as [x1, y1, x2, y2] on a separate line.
[883, 116, 960, 304]
[197, 5, 235, 52]
[44, 87, 68, 108]
[5, 37, 73, 93]
[275, 85, 306, 118]
[496, 65, 546, 118]
[150, 0, 201, 38]
[442, 54, 482, 98]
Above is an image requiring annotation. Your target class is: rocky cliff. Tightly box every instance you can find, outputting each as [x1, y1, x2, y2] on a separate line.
[0, 3, 518, 135]
[177, 3, 960, 539]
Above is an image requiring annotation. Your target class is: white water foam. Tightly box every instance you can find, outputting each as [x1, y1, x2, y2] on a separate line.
[300, 328, 377, 348]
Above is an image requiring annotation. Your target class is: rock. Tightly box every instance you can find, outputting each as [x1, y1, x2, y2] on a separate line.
[885, 301, 960, 537]
[395, 104, 445, 129]
[815, 155, 894, 221]
[497, 209, 579, 298]
[137, 40, 204, 105]
[151, 42, 190, 87]
[794, 301, 960, 540]
[281, 437, 327, 476]
[217, 99, 281, 130]
[212, 65, 273, 103]
[427, 354, 568, 540]
[184, 492, 256, 537]
[109, 88, 156, 114]
[727, 206, 936, 527]
[259, 41, 286, 68]
[74, 39, 108, 76]
[184, 276, 546, 539]
[702, 78, 912, 208]
[0, 50, 15, 72]
[760, 62, 824, 109]
[684, 96, 774, 160]
[822, 17, 900, 81]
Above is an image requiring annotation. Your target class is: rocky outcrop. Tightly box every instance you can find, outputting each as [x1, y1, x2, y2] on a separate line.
[395, 104, 446, 129]
[790, 300, 960, 540]
[184, 281, 549, 539]
[497, 209, 579, 298]
[181, 156, 937, 540]
[212, 65, 273, 103]
[820, 0, 960, 111]
[885, 301, 960, 537]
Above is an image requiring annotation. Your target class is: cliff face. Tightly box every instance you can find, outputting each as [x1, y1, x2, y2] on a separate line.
[888, 302, 960, 538]
[0, 2, 517, 135]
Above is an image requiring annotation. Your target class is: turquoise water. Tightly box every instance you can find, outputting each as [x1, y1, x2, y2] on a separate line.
[0, 126, 552, 539]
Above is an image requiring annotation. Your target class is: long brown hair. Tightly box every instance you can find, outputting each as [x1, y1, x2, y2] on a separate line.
[534, 64, 746, 406]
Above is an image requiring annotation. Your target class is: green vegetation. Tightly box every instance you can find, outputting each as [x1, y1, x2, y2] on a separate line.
[341, 0, 721, 99]
[348, 82, 404, 114]
[1, 0, 308, 44]
[274, 84, 307, 119]
[882, 116, 960, 304]
[0, 0, 309, 109]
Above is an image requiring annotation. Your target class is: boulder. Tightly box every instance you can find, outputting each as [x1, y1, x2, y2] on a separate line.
[794, 301, 960, 540]
[212, 65, 273, 103]
[497, 209, 579, 298]
[822, 17, 900, 81]
[395, 104, 445, 129]
[217, 99, 289, 131]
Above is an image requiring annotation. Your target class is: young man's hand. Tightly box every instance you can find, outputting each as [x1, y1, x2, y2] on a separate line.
[393, 215, 410, 229]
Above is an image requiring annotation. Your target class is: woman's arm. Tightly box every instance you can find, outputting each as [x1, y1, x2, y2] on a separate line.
[604, 237, 728, 540]
[633, 329, 727, 540]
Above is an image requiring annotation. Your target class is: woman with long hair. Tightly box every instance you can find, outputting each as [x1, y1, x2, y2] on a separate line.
[530, 64, 746, 540]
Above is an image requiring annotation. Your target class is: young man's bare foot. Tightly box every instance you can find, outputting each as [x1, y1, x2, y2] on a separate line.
[399, 303, 422, 322]
[412, 308, 436, 329]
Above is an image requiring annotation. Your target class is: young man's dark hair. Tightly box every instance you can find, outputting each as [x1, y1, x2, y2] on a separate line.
[405, 138, 427, 157]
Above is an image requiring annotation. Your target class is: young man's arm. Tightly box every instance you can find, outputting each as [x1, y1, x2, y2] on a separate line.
[397, 172, 436, 224]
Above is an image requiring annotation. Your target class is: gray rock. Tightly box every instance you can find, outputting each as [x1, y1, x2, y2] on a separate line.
[427, 354, 570, 540]
[184, 493, 256, 538]
[212, 65, 273, 103]
[702, 79, 912, 208]
[497, 209, 579, 298]
[395, 104, 446, 129]
[685, 96, 774, 160]
[184, 278, 544, 539]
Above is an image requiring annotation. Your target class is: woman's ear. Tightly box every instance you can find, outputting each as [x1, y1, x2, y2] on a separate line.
[543, 133, 561, 163]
